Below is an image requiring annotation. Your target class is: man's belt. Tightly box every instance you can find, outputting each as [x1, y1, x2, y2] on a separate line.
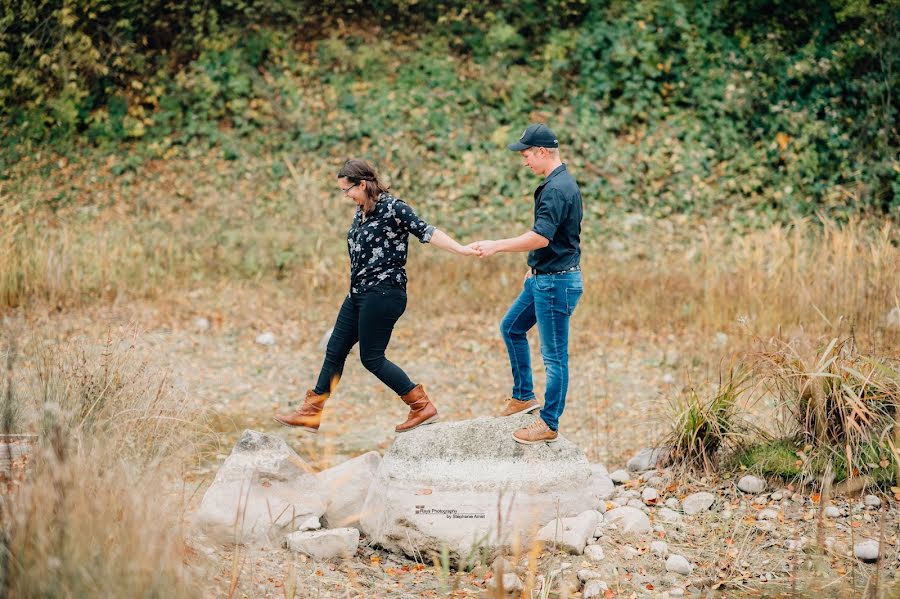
[530, 264, 581, 276]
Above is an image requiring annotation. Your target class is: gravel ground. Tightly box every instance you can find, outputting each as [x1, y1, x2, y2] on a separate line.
[16, 285, 900, 598]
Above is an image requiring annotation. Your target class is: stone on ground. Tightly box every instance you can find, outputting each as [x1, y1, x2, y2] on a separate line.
[193, 430, 326, 545]
[626, 447, 669, 472]
[537, 510, 601, 554]
[737, 475, 766, 494]
[682, 492, 715, 516]
[317, 450, 381, 529]
[360, 415, 594, 565]
[285, 528, 360, 560]
[603, 506, 651, 535]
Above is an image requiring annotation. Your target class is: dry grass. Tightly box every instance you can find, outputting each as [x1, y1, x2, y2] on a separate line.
[3, 154, 899, 351]
[0, 326, 209, 598]
[662, 363, 765, 473]
[754, 336, 900, 486]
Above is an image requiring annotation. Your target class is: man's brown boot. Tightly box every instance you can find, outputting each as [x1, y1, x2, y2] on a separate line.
[273, 390, 327, 433]
[500, 397, 541, 417]
[396, 384, 438, 433]
[512, 416, 558, 444]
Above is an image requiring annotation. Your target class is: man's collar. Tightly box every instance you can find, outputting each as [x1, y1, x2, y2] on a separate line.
[540, 163, 567, 185]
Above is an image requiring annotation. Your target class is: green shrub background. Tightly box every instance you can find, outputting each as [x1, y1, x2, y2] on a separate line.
[2, 0, 898, 219]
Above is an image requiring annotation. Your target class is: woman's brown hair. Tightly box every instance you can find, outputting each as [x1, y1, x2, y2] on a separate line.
[338, 159, 387, 215]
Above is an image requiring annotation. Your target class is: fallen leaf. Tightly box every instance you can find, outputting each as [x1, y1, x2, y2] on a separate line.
[416, 488, 433, 495]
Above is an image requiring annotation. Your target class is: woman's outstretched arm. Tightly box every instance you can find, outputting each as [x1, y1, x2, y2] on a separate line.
[428, 229, 477, 256]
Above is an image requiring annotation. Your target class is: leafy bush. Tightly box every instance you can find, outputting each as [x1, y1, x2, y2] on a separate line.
[1, 0, 898, 216]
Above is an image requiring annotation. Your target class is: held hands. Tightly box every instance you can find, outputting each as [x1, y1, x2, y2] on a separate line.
[468, 240, 500, 258]
[458, 243, 479, 257]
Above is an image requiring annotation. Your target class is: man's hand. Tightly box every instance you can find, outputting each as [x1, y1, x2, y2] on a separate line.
[472, 240, 501, 258]
[523, 269, 532, 283]
[458, 243, 479, 257]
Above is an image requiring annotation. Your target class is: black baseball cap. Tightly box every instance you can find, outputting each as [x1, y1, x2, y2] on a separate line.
[507, 123, 559, 151]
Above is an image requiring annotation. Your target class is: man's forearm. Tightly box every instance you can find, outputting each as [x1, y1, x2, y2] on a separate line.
[495, 231, 549, 253]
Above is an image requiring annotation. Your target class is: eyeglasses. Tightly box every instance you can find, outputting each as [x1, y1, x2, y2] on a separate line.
[340, 182, 360, 195]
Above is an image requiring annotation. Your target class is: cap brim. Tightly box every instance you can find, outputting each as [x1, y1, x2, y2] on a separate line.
[507, 141, 530, 151]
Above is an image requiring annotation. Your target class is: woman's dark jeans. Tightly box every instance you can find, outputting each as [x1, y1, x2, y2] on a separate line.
[313, 284, 416, 396]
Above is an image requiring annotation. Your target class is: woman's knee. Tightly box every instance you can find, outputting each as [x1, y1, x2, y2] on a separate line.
[360, 352, 386, 373]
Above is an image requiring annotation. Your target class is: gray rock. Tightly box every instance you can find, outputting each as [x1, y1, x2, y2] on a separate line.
[824, 506, 841, 518]
[854, 540, 880, 563]
[622, 545, 639, 560]
[317, 451, 381, 529]
[610, 469, 631, 484]
[297, 516, 321, 531]
[491, 555, 514, 577]
[589, 472, 616, 502]
[863, 495, 881, 508]
[642, 488, 660, 504]
[665, 497, 681, 511]
[784, 538, 807, 551]
[487, 572, 523, 593]
[193, 430, 326, 545]
[578, 568, 602, 582]
[682, 492, 715, 516]
[603, 506, 651, 535]
[538, 510, 601, 554]
[626, 498, 645, 510]
[584, 544, 605, 562]
[193, 317, 210, 332]
[285, 527, 359, 560]
[757, 509, 779, 521]
[657, 507, 681, 523]
[737, 475, 766, 494]
[591, 463, 609, 477]
[627, 447, 669, 472]
[583, 579, 609, 599]
[255, 331, 276, 346]
[360, 415, 594, 565]
[650, 540, 669, 557]
[666, 554, 693, 575]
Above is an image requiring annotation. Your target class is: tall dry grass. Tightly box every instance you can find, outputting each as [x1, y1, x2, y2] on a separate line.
[3, 155, 899, 349]
[0, 328, 208, 598]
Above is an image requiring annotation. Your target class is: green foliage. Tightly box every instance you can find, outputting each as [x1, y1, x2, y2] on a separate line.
[663, 364, 763, 472]
[1, 0, 898, 217]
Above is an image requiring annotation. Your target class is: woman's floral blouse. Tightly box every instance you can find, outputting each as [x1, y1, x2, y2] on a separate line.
[347, 192, 435, 294]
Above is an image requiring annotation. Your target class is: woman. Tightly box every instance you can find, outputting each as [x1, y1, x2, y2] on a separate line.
[275, 159, 475, 434]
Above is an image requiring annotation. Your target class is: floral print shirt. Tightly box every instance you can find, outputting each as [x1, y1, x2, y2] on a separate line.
[347, 192, 435, 294]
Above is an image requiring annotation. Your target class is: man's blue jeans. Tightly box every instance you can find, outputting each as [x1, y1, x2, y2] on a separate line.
[500, 271, 583, 431]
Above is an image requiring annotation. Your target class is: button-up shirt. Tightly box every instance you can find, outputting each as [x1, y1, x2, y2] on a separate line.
[529, 164, 583, 273]
[347, 192, 435, 294]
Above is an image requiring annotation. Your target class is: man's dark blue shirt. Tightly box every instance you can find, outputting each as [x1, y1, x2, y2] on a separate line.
[529, 164, 582, 274]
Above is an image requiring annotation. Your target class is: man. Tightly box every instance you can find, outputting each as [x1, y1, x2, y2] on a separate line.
[473, 123, 584, 444]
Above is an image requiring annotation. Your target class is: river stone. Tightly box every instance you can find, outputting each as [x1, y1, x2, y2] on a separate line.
[360, 415, 594, 566]
[193, 430, 326, 545]
[317, 451, 381, 529]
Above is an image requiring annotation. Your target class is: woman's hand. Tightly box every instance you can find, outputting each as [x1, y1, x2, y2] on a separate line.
[459, 243, 479, 257]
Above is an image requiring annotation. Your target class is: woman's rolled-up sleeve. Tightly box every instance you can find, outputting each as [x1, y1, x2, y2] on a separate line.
[394, 200, 435, 243]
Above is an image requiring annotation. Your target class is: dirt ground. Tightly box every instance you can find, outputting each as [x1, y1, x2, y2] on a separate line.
[18, 284, 900, 598]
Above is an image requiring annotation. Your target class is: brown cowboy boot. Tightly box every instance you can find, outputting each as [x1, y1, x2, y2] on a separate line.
[273, 390, 328, 433]
[395, 384, 438, 433]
